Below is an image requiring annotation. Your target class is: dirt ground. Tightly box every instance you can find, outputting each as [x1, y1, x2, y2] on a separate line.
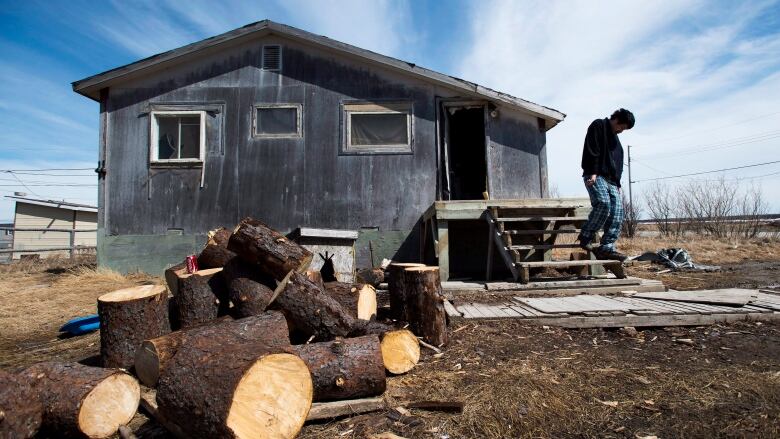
[1, 237, 779, 438]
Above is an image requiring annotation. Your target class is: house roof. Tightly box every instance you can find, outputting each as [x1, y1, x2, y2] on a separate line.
[6, 196, 97, 213]
[72, 20, 565, 130]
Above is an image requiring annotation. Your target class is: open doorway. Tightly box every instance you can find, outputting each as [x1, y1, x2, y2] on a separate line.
[442, 104, 487, 200]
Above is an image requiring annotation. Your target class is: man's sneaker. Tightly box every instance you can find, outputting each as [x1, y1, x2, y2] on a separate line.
[576, 234, 597, 252]
[593, 247, 628, 262]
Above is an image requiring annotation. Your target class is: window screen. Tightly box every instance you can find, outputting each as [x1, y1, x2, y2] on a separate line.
[154, 114, 202, 160]
[253, 105, 301, 137]
[344, 102, 412, 153]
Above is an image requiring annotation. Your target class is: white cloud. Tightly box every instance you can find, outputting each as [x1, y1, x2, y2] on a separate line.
[457, 0, 780, 211]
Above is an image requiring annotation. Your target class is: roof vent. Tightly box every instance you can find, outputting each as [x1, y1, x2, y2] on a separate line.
[262, 45, 282, 71]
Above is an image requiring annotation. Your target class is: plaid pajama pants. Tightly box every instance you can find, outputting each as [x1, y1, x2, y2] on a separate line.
[581, 176, 623, 251]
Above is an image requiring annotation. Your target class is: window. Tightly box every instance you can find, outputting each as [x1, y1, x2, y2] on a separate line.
[344, 102, 413, 154]
[253, 104, 302, 138]
[150, 111, 206, 163]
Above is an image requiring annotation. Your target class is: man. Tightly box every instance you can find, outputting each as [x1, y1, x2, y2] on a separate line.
[577, 108, 635, 261]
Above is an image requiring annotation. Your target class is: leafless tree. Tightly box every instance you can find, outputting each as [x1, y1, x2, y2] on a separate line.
[643, 182, 678, 236]
[621, 191, 642, 238]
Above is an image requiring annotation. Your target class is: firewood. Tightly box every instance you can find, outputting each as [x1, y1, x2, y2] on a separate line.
[324, 282, 378, 320]
[97, 285, 171, 368]
[134, 312, 291, 387]
[197, 227, 237, 269]
[351, 322, 420, 375]
[228, 217, 313, 280]
[170, 268, 226, 328]
[292, 335, 386, 401]
[356, 267, 385, 287]
[305, 270, 325, 288]
[156, 339, 312, 439]
[21, 362, 140, 439]
[402, 266, 448, 346]
[222, 258, 279, 318]
[387, 263, 425, 321]
[0, 369, 42, 439]
[274, 271, 358, 340]
[306, 397, 385, 421]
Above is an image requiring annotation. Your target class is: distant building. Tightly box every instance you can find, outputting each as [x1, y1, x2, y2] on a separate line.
[0, 222, 12, 262]
[6, 196, 97, 259]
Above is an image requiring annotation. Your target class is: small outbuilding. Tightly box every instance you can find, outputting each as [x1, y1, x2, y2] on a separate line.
[72, 20, 566, 275]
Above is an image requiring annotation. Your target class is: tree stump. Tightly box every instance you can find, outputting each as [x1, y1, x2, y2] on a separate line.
[402, 266, 448, 346]
[387, 263, 425, 321]
[198, 227, 237, 269]
[156, 339, 312, 439]
[352, 321, 420, 374]
[227, 217, 313, 280]
[323, 282, 378, 320]
[135, 312, 291, 387]
[97, 285, 171, 368]
[21, 362, 140, 439]
[273, 271, 357, 340]
[0, 369, 42, 439]
[292, 335, 386, 401]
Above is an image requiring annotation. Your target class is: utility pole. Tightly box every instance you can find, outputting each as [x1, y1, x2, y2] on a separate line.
[627, 144, 633, 210]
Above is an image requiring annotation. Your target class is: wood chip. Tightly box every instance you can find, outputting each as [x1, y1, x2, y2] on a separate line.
[597, 399, 619, 407]
[674, 338, 694, 345]
[369, 433, 408, 439]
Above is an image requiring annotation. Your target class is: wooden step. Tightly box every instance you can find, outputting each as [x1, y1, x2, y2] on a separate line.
[509, 244, 581, 250]
[517, 260, 622, 268]
[503, 229, 579, 235]
[496, 216, 589, 222]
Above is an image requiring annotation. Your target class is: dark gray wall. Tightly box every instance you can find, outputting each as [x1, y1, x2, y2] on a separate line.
[100, 35, 547, 272]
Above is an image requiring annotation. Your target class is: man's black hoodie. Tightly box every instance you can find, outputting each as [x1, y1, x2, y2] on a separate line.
[581, 118, 623, 187]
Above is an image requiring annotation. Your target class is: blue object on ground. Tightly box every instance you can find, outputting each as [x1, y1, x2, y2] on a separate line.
[59, 314, 100, 335]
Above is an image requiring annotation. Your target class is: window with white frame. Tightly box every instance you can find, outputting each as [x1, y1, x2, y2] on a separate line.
[150, 111, 206, 163]
[344, 102, 413, 154]
[253, 104, 302, 138]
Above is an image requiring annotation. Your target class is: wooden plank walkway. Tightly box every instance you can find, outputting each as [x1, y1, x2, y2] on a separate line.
[447, 289, 780, 327]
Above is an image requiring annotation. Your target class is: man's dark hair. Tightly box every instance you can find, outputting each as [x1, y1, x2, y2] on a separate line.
[610, 108, 635, 129]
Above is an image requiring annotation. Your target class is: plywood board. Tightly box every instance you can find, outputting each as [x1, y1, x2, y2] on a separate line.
[513, 295, 646, 314]
[633, 289, 758, 306]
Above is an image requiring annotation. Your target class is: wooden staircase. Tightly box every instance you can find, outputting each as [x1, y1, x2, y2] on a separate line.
[485, 206, 625, 283]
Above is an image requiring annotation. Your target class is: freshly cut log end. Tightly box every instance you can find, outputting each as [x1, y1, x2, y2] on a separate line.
[98, 284, 170, 369]
[228, 217, 313, 280]
[78, 373, 140, 439]
[324, 282, 378, 321]
[0, 369, 42, 439]
[380, 329, 420, 375]
[135, 312, 291, 388]
[21, 362, 140, 439]
[226, 354, 312, 438]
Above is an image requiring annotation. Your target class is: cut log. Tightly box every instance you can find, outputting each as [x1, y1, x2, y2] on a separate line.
[402, 267, 448, 346]
[305, 270, 325, 289]
[387, 263, 425, 321]
[0, 369, 42, 439]
[156, 339, 312, 439]
[292, 335, 386, 401]
[198, 227, 237, 269]
[227, 217, 313, 280]
[222, 258, 279, 318]
[98, 285, 171, 368]
[324, 282, 378, 320]
[350, 322, 420, 375]
[135, 311, 291, 387]
[274, 271, 357, 340]
[357, 267, 385, 287]
[171, 268, 226, 328]
[306, 397, 385, 421]
[21, 362, 140, 439]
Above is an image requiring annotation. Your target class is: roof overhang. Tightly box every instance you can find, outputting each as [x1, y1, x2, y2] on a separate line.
[6, 196, 97, 213]
[73, 20, 565, 130]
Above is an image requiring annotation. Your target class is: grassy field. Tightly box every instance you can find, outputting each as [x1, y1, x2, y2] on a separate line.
[1, 237, 779, 438]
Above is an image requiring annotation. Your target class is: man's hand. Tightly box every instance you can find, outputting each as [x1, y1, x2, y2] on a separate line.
[585, 174, 597, 187]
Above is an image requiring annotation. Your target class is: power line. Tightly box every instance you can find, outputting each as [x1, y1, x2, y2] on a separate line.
[0, 168, 94, 172]
[638, 110, 780, 146]
[631, 160, 780, 183]
[0, 184, 97, 187]
[6, 172, 42, 197]
[634, 130, 780, 160]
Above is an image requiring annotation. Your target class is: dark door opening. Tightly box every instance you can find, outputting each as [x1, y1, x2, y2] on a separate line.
[443, 106, 487, 200]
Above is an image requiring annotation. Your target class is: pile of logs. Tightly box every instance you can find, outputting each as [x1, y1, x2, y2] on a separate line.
[0, 217, 449, 439]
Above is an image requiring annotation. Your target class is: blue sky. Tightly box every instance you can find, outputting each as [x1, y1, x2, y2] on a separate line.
[1, 0, 779, 221]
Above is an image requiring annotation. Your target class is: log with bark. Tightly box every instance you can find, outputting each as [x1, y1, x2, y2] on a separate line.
[387, 263, 425, 321]
[156, 339, 312, 439]
[222, 258, 280, 318]
[0, 369, 42, 439]
[98, 284, 171, 368]
[351, 321, 421, 375]
[292, 335, 386, 401]
[273, 271, 357, 340]
[227, 218, 313, 280]
[356, 267, 385, 287]
[402, 266, 448, 346]
[20, 362, 140, 439]
[135, 311, 291, 388]
[305, 270, 324, 288]
[197, 227, 237, 269]
[168, 268, 227, 328]
[323, 282, 378, 321]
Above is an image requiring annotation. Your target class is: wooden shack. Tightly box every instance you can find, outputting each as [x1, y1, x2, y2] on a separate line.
[72, 20, 566, 276]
